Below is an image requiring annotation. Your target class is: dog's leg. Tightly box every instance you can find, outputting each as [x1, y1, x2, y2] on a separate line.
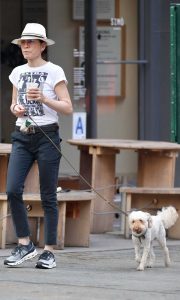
[137, 232, 151, 271]
[147, 243, 155, 268]
[132, 237, 141, 264]
[137, 244, 150, 271]
[157, 228, 171, 267]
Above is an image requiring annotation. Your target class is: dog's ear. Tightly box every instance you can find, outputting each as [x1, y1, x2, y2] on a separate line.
[146, 213, 153, 228]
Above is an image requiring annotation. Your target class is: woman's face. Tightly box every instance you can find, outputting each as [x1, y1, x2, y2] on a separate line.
[19, 39, 46, 61]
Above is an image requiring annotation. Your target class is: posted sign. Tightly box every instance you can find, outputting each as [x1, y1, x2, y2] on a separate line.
[72, 112, 86, 139]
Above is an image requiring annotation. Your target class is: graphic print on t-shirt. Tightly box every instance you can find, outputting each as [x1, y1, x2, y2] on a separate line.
[18, 72, 48, 116]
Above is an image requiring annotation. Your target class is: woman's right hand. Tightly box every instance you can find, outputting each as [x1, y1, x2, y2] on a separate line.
[11, 104, 26, 117]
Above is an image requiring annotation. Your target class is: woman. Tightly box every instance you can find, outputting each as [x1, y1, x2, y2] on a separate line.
[4, 23, 73, 269]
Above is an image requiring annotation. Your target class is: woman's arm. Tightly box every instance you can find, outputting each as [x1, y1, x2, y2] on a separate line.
[27, 81, 73, 115]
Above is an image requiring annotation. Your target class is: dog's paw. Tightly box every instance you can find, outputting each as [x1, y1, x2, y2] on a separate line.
[165, 260, 171, 267]
[137, 264, 145, 271]
[146, 260, 153, 268]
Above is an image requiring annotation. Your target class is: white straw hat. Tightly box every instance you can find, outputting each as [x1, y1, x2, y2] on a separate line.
[11, 23, 55, 46]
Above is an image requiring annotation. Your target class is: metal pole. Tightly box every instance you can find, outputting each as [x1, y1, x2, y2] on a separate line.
[84, 0, 97, 138]
[138, 0, 146, 140]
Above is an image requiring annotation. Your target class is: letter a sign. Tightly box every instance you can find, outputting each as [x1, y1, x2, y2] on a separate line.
[72, 112, 86, 139]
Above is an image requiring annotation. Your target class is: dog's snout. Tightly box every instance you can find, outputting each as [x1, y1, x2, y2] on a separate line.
[132, 221, 143, 234]
[134, 226, 141, 234]
[134, 227, 142, 234]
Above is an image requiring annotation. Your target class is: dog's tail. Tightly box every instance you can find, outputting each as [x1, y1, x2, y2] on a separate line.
[158, 206, 179, 229]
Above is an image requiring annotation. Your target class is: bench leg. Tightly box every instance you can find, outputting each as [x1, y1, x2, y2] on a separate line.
[124, 193, 131, 239]
[38, 202, 66, 249]
[38, 218, 44, 248]
[65, 201, 91, 247]
[56, 202, 66, 250]
[0, 201, 8, 248]
[36, 200, 91, 249]
[120, 192, 126, 235]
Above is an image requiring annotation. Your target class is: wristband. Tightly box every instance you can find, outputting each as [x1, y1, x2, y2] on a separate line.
[11, 104, 18, 112]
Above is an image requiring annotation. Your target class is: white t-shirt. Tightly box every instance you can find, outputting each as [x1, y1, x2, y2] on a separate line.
[9, 61, 68, 126]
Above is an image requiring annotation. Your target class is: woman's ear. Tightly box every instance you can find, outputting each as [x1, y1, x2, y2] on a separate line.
[40, 41, 47, 53]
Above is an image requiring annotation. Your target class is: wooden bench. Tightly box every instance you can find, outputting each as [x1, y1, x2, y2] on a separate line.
[0, 191, 95, 249]
[119, 187, 180, 239]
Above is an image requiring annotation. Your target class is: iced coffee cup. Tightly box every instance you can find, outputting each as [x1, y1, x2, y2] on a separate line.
[26, 82, 39, 100]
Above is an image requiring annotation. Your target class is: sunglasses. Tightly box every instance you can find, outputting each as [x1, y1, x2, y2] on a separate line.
[19, 39, 37, 46]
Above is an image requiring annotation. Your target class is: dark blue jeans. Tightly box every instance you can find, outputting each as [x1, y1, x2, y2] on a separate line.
[6, 129, 61, 245]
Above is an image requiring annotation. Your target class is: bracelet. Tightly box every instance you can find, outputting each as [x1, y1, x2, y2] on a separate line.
[11, 104, 18, 112]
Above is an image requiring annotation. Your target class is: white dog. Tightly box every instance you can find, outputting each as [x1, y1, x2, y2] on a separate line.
[128, 206, 178, 271]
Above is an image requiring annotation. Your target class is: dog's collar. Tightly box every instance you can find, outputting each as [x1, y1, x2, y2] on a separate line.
[132, 229, 147, 240]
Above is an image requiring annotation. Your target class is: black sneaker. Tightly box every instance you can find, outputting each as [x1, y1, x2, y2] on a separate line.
[4, 241, 38, 266]
[35, 250, 56, 269]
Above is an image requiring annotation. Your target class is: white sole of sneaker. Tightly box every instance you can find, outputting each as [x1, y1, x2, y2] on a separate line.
[5, 249, 38, 266]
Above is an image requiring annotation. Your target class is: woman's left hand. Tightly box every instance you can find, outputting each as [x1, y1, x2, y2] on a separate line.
[26, 88, 45, 102]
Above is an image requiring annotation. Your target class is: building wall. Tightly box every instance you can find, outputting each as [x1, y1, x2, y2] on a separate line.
[48, 0, 80, 176]
[48, 0, 138, 183]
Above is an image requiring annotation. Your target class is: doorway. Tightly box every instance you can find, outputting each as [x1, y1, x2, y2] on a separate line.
[0, 0, 47, 142]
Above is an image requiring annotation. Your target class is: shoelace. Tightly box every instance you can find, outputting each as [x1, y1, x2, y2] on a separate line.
[39, 251, 53, 260]
[12, 243, 30, 255]
[12, 245, 24, 255]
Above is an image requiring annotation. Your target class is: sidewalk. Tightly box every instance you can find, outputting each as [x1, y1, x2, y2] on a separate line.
[0, 233, 180, 300]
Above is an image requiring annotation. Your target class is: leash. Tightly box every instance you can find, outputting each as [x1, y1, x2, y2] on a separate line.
[0, 116, 158, 222]
[27, 115, 129, 217]
[28, 115, 159, 217]
[0, 204, 33, 222]
[0, 116, 159, 221]
[0, 213, 11, 221]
